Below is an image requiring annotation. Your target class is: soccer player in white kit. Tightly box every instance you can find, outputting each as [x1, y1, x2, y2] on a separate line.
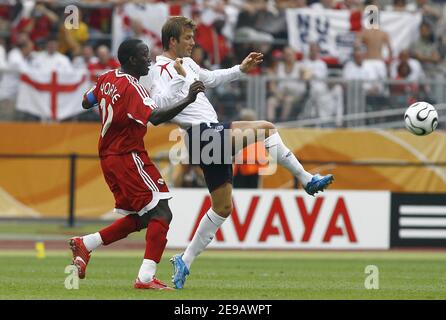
[144, 16, 334, 289]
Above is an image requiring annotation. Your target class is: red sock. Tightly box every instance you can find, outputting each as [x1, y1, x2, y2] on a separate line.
[144, 218, 169, 263]
[99, 215, 139, 245]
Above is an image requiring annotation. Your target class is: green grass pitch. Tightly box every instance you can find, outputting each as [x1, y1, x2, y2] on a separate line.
[1, 249, 446, 299]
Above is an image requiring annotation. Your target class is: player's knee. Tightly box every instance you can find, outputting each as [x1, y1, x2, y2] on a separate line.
[213, 203, 233, 218]
[161, 208, 173, 225]
[258, 121, 276, 137]
[136, 213, 150, 231]
[159, 200, 173, 224]
[259, 120, 275, 130]
[150, 199, 173, 225]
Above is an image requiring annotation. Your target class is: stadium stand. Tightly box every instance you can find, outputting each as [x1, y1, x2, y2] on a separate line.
[0, 0, 445, 128]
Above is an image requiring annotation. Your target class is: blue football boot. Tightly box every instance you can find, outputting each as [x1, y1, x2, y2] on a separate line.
[170, 254, 190, 289]
[304, 174, 334, 196]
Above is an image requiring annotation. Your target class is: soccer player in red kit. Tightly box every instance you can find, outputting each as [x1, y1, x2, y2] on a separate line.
[69, 39, 205, 290]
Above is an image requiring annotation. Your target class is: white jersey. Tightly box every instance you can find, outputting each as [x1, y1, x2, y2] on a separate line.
[142, 55, 242, 128]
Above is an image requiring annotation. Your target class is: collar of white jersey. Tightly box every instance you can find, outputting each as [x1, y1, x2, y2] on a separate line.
[156, 55, 174, 63]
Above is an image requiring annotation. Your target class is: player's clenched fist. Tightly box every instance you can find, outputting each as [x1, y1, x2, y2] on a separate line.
[187, 80, 205, 102]
[174, 58, 186, 77]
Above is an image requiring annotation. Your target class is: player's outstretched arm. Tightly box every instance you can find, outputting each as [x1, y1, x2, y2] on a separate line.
[197, 52, 263, 88]
[149, 80, 205, 126]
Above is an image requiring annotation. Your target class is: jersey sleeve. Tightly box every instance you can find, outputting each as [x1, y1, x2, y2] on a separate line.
[194, 58, 242, 88]
[125, 84, 159, 126]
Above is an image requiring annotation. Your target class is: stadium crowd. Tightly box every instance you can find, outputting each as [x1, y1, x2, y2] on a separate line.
[0, 0, 445, 123]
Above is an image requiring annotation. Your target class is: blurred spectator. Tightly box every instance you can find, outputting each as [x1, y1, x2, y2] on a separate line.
[392, 48, 433, 104]
[88, 45, 120, 82]
[390, 61, 419, 105]
[234, 0, 274, 47]
[219, 0, 244, 42]
[86, 5, 113, 35]
[335, 0, 361, 9]
[0, 36, 35, 120]
[31, 36, 73, 72]
[363, 0, 383, 9]
[264, 48, 281, 75]
[129, 17, 163, 61]
[390, 48, 425, 82]
[415, 0, 442, 30]
[72, 44, 99, 70]
[235, 0, 264, 29]
[193, 7, 231, 67]
[277, 0, 307, 8]
[251, 0, 287, 41]
[410, 21, 441, 77]
[311, 0, 335, 9]
[0, 38, 6, 71]
[301, 42, 343, 123]
[13, 2, 59, 48]
[343, 45, 387, 95]
[196, 0, 226, 26]
[385, 0, 417, 11]
[58, 9, 89, 58]
[233, 108, 267, 189]
[0, 3, 11, 33]
[130, 18, 161, 53]
[355, 26, 392, 78]
[266, 46, 306, 122]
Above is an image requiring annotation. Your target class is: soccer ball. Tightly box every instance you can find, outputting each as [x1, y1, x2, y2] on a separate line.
[404, 102, 438, 136]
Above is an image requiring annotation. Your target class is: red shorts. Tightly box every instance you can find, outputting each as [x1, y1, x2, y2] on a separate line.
[100, 151, 170, 215]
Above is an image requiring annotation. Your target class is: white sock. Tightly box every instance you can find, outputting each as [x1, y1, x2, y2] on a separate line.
[264, 132, 313, 186]
[138, 259, 157, 283]
[182, 208, 226, 270]
[82, 232, 103, 252]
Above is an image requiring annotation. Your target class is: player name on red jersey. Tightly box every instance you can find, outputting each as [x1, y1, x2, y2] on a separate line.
[100, 82, 121, 104]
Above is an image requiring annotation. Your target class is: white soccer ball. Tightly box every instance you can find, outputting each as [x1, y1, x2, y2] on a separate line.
[404, 102, 438, 136]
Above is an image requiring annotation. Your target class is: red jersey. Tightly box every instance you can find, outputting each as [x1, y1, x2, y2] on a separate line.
[90, 69, 158, 157]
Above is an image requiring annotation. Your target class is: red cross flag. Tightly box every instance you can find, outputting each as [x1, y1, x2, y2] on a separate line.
[16, 71, 90, 121]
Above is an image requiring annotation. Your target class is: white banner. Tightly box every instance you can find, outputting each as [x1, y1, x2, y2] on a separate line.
[167, 189, 391, 249]
[16, 71, 90, 120]
[286, 8, 422, 63]
[112, 3, 169, 56]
